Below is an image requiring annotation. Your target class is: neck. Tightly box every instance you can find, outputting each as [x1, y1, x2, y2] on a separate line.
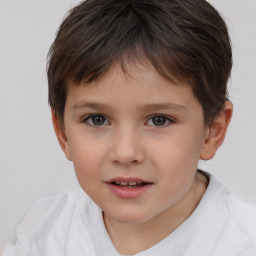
[103, 172, 209, 255]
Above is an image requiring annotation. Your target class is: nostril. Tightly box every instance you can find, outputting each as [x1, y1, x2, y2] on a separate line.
[109, 140, 146, 165]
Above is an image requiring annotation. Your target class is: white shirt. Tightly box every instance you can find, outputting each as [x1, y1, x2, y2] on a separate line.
[2, 172, 256, 256]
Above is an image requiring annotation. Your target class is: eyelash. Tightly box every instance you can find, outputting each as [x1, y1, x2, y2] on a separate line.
[147, 115, 174, 127]
[83, 114, 110, 127]
[82, 114, 175, 128]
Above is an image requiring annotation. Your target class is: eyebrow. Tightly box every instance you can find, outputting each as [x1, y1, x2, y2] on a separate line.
[72, 102, 187, 112]
[138, 103, 187, 112]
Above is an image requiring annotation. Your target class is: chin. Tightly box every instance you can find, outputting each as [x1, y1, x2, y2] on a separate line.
[104, 207, 155, 225]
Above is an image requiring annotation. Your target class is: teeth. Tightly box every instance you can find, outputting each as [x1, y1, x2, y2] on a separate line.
[128, 182, 137, 186]
[115, 181, 143, 186]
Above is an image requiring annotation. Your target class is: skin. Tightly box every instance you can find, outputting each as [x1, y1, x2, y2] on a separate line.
[52, 63, 232, 255]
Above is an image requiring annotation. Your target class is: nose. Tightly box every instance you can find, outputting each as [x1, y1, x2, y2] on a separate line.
[109, 126, 146, 165]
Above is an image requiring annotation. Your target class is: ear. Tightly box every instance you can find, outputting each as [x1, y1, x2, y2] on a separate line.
[200, 101, 233, 160]
[51, 110, 72, 161]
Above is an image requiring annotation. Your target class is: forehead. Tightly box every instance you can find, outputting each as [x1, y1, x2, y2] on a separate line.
[66, 63, 202, 115]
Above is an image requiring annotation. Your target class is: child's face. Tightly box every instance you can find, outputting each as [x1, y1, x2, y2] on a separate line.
[60, 63, 210, 224]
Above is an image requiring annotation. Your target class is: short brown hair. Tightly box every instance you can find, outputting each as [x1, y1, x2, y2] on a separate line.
[47, 0, 232, 126]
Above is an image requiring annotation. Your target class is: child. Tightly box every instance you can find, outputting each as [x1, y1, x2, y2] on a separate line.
[3, 0, 256, 255]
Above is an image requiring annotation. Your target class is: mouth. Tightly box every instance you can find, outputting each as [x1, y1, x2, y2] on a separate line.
[110, 181, 150, 188]
[106, 178, 153, 199]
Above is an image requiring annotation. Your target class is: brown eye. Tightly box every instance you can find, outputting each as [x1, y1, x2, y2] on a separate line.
[146, 115, 173, 127]
[92, 116, 105, 125]
[85, 115, 109, 126]
[152, 116, 167, 126]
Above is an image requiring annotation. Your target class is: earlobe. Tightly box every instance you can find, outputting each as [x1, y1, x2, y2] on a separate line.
[51, 110, 72, 161]
[200, 101, 233, 160]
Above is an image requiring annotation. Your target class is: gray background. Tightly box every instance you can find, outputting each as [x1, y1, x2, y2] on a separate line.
[0, 0, 256, 251]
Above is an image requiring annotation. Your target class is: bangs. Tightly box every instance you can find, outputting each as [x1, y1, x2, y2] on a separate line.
[48, 0, 232, 127]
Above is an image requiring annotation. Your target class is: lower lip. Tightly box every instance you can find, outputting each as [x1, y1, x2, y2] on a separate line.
[107, 183, 153, 199]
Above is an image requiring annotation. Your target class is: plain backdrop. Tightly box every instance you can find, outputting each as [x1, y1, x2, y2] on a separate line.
[0, 0, 256, 251]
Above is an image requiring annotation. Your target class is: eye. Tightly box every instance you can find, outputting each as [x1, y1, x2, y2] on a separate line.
[147, 115, 173, 127]
[84, 115, 109, 126]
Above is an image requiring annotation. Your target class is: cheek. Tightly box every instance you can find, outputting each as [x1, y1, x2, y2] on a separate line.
[148, 129, 203, 192]
[156, 143, 197, 186]
[67, 136, 107, 183]
[150, 130, 202, 168]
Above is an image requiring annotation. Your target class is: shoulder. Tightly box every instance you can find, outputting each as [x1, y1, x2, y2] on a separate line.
[225, 193, 256, 240]
[209, 173, 256, 240]
[2, 189, 91, 256]
[211, 193, 256, 255]
[17, 188, 90, 233]
[208, 174, 256, 252]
